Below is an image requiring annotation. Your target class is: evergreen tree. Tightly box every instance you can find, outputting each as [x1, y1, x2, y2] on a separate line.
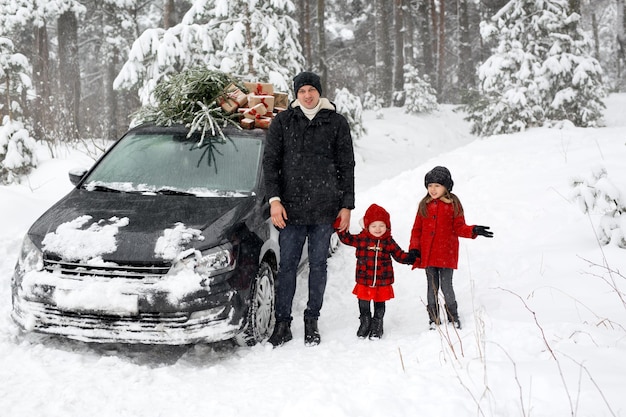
[115, 0, 305, 105]
[334, 87, 366, 139]
[0, 37, 32, 120]
[80, 0, 142, 139]
[402, 64, 438, 115]
[466, 0, 605, 136]
[0, 37, 37, 184]
[570, 167, 626, 248]
[362, 91, 384, 119]
[1, 0, 87, 142]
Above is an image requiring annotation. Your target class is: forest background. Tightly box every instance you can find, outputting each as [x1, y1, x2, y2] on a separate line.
[0, 0, 625, 171]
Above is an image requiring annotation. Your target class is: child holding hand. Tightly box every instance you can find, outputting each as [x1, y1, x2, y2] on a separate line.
[410, 166, 493, 330]
[335, 204, 418, 339]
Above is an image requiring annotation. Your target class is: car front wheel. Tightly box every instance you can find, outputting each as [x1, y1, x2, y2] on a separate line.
[234, 261, 276, 346]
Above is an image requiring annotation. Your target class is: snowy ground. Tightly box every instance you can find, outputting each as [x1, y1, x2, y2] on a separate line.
[1, 96, 626, 417]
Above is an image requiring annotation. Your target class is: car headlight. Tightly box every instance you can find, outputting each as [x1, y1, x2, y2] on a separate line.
[171, 244, 236, 277]
[16, 234, 43, 274]
[195, 245, 236, 276]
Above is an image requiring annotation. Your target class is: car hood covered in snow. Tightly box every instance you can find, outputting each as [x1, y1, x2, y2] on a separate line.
[27, 188, 257, 264]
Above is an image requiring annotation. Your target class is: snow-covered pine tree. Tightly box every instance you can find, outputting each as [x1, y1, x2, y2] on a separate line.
[0, 37, 37, 184]
[570, 167, 626, 248]
[362, 92, 384, 119]
[334, 87, 366, 140]
[402, 64, 438, 115]
[541, 11, 605, 126]
[466, 0, 605, 136]
[114, 0, 304, 106]
[133, 67, 242, 139]
[0, 116, 37, 184]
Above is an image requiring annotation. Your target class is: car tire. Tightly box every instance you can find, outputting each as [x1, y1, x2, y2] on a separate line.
[234, 261, 276, 346]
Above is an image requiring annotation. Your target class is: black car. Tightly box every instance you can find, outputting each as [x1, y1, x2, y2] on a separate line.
[11, 123, 286, 346]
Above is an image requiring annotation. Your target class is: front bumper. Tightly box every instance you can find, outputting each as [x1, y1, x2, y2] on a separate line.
[11, 266, 247, 345]
[11, 295, 243, 345]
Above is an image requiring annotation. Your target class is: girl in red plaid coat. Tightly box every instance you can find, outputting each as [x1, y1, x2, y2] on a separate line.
[335, 204, 418, 339]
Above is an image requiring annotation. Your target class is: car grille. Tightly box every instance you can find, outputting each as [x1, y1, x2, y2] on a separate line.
[24, 300, 190, 324]
[43, 258, 171, 280]
[13, 298, 234, 344]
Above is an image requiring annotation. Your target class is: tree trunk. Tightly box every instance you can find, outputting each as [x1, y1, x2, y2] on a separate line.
[591, 12, 600, 60]
[104, 50, 119, 140]
[404, 0, 415, 67]
[58, 10, 81, 140]
[393, 0, 406, 106]
[618, 0, 625, 81]
[103, 2, 119, 140]
[244, 5, 256, 77]
[375, 0, 393, 104]
[429, 0, 438, 84]
[458, 0, 473, 94]
[163, 0, 175, 29]
[317, 0, 328, 94]
[418, 0, 434, 81]
[436, 0, 445, 99]
[298, 0, 312, 68]
[32, 23, 51, 140]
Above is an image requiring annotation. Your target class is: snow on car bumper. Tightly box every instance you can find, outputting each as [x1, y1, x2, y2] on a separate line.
[11, 296, 243, 344]
[11, 266, 247, 345]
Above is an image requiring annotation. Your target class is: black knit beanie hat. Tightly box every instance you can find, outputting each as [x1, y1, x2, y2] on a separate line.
[424, 166, 454, 191]
[293, 71, 322, 95]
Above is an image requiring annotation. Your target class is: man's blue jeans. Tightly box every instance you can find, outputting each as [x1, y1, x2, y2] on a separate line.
[275, 223, 334, 322]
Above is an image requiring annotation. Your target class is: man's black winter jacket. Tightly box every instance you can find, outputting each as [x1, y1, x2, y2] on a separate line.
[263, 100, 355, 225]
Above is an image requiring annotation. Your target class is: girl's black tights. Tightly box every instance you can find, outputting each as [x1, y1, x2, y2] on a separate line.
[358, 299, 386, 318]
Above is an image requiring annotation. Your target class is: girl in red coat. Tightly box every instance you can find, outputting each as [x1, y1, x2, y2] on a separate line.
[336, 204, 417, 339]
[409, 166, 493, 330]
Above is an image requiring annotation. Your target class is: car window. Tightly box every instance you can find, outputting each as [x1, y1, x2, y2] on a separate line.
[84, 132, 262, 195]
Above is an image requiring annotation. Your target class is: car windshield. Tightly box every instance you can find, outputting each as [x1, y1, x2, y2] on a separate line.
[83, 131, 263, 196]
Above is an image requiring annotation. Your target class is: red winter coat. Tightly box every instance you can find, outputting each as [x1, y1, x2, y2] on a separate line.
[337, 229, 413, 287]
[409, 198, 476, 269]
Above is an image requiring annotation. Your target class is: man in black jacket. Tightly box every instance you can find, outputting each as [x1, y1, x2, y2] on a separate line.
[263, 71, 355, 347]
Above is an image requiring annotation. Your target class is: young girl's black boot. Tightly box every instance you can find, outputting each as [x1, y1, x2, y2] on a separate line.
[357, 299, 371, 338]
[369, 302, 386, 340]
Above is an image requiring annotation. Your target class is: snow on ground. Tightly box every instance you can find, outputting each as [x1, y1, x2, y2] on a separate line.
[1, 96, 626, 416]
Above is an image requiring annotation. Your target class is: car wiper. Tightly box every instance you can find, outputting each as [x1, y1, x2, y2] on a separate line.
[87, 184, 122, 193]
[156, 189, 197, 196]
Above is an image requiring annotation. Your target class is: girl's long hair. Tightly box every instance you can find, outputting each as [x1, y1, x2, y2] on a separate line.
[417, 190, 464, 217]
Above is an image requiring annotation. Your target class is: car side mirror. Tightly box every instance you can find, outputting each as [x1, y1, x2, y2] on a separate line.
[68, 168, 88, 186]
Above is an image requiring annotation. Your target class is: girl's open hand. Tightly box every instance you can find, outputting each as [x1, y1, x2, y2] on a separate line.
[473, 225, 493, 238]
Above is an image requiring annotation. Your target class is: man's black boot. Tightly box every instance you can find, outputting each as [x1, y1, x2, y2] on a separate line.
[304, 318, 321, 346]
[268, 320, 292, 347]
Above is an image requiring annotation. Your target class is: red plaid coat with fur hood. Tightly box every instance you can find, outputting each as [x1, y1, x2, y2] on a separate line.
[337, 230, 413, 287]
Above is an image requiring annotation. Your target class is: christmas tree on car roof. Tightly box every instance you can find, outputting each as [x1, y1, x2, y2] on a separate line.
[133, 67, 286, 143]
[133, 68, 243, 143]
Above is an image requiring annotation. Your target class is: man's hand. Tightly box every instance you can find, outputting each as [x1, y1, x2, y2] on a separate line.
[270, 201, 288, 229]
[335, 208, 351, 232]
